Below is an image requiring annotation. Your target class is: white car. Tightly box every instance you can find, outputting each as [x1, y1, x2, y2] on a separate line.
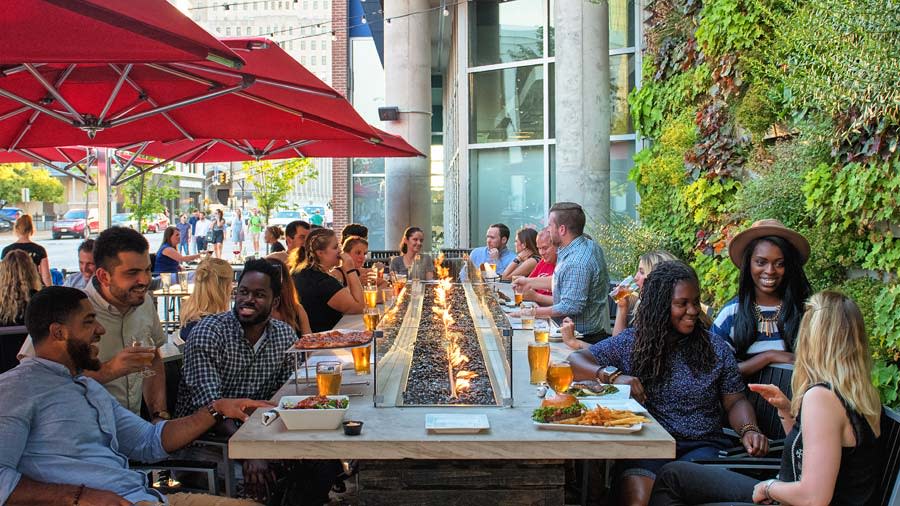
[111, 213, 137, 230]
[268, 210, 304, 228]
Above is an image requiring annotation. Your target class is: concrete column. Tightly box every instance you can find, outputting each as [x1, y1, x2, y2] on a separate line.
[554, 0, 610, 224]
[384, 0, 432, 250]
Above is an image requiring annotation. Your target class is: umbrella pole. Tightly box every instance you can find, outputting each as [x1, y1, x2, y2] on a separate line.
[138, 173, 146, 232]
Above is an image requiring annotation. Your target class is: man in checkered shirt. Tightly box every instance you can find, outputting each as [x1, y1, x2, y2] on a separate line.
[176, 258, 297, 501]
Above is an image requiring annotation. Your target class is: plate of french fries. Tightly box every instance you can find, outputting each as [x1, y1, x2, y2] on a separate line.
[534, 405, 651, 433]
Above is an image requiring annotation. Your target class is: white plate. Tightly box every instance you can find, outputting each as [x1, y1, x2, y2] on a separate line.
[425, 414, 490, 434]
[534, 420, 643, 433]
[581, 398, 646, 413]
[550, 328, 583, 339]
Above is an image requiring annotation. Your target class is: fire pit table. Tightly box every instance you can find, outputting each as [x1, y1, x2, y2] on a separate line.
[230, 266, 675, 504]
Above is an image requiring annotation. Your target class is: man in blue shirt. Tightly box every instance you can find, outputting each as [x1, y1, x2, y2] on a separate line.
[464, 223, 517, 280]
[513, 202, 610, 342]
[0, 286, 271, 506]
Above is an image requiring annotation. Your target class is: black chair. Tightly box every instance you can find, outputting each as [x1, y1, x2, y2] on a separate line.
[876, 407, 900, 506]
[0, 325, 28, 374]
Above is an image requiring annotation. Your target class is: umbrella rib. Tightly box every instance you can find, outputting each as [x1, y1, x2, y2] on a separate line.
[17, 149, 94, 185]
[98, 64, 133, 123]
[215, 138, 252, 155]
[0, 89, 73, 126]
[111, 67, 195, 142]
[170, 62, 341, 99]
[7, 65, 78, 151]
[23, 64, 84, 124]
[0, 106, 30, 122]
[110, 142, 149, 185]
[114, 140, 217, 186]
[268, 139, 315, 157]
[107, 81, 252, 128]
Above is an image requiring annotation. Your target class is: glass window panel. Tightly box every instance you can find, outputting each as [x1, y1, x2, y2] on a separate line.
[352, 158, 385, 175]
[549, 0, 555, 57]
[609, 0, 636, 49]
[470, 146, 545, 245]
[469, 0, 544, 67]
[469, 65, 544, 143]
[352, 176, 386, 250]
[610, 53, 635, 134]
[611, 142, 638, 219]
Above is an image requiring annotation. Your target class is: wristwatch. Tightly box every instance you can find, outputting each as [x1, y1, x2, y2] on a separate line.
[152, 410, 172, 420]
[206, 402, 225, 422]
[512, 257, 522, 265]
[596, 365, 619, 384]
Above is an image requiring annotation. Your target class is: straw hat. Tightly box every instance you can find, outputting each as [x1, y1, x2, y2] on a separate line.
[728, 219, 810, 267]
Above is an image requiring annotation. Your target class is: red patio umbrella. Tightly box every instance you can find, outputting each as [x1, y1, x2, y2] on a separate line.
[2, 0, 243, 66]
[0, 37, 381, 150]
[123, 127, 424, 165]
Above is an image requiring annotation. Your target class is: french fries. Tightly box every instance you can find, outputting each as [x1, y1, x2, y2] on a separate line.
[558, 406, 650, 427]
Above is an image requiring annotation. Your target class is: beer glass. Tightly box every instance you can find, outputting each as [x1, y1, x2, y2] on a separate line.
[316, 361, 342, 396]
[131, 333, 156, 378]
[610, 275, 639, 303]
[159, 273, 172, 291]
[363, 306, 381, 332]
[533, 318, 550, 344]
[527, 341, 550, 384]
[520, 302, 536, 330]
[177, 271, 189, 292]
[547, 361, 574, 394]
[351, 345, 371, 375]
[393, 273, 407, 297]
[364, 284, 378, 308]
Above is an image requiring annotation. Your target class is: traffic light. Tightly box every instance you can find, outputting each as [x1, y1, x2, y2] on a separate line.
[218, 172, 227, 184]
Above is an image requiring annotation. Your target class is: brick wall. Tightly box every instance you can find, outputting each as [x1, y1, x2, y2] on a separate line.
[330, 0, 350, 234]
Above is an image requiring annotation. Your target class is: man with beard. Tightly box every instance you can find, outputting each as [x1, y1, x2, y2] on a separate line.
[18, 227, 169, 418]
[513, 202, 610, 343]
[176, 259, 338, 504]
[0, 286, 271, 506]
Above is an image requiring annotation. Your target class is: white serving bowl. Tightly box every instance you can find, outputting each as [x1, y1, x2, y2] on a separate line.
[276, 395, 348, 430]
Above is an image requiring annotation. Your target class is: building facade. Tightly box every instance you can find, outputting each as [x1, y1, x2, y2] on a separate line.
[338, 0, 642, 249]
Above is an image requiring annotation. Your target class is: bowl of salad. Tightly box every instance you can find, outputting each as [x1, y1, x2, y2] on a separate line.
[276, 395, 349, 430]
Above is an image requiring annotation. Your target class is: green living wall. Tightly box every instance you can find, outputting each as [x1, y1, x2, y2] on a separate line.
[615, 0, 900, 406]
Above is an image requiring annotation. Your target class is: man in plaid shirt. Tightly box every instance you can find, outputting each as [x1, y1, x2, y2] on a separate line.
[176, 258, 298, 501]
[513, 202, 610, 343]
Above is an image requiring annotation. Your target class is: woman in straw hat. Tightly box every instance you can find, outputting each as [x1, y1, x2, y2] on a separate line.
[711, 219, 812, 377]
[650, 291, 882, 505]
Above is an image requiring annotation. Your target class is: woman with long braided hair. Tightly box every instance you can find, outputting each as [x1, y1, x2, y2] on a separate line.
[567, 261, 768, 506]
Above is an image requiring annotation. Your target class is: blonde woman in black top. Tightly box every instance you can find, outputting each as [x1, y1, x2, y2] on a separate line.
[650, 291, 882, 506]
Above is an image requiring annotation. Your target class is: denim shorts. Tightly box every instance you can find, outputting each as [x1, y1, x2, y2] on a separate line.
[617, 434, 732, 480]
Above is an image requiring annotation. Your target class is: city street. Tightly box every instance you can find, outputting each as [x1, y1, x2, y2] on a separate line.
[0, 229, 264, 273]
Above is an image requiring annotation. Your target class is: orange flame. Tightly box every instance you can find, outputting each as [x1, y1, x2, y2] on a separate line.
[435, 253, 451, 280]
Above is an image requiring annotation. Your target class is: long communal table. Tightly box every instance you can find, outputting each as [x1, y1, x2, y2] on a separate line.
[228, 282, 674, 503]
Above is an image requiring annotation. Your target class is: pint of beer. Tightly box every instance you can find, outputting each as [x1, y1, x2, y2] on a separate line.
[547, 361, 574, 394]
[363, 307, 381, 331]
[364, 285, 378, 308]
[533, 318, 550, 343]
[520, 302, 536, 330]
[351, 346, 371, 375]
[527, 341, 550, 384]
[316, 361, 342, 395]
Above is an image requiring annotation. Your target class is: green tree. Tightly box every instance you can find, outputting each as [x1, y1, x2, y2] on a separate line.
[122, 170, 179, 232]
[0, 163, 64, 204]
[242, 158, 318, 224]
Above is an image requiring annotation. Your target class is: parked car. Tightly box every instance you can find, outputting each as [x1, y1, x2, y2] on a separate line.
[52, 209, 99, 239]
[269, 210, 303, 228]
[143, 213, 170, 233]
[0, 207, 24, 223]
[111, 212, 137, 230]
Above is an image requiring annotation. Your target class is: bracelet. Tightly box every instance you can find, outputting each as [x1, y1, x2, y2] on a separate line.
[206, 401, 225, 422]
[346, 269, 360, 276]
[609, 371, 623, 383]
[73, 484, 85, 506]
[764, 478, 777, 501]
[738, 423, 761, 438]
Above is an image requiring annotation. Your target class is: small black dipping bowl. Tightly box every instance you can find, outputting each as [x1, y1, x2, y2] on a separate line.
[343, 420, 364, 436]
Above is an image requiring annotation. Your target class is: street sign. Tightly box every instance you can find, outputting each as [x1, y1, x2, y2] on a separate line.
[21, 188, 30, 203]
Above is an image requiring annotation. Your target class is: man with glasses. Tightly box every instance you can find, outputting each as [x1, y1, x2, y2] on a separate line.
[513, 202, 610, 343]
